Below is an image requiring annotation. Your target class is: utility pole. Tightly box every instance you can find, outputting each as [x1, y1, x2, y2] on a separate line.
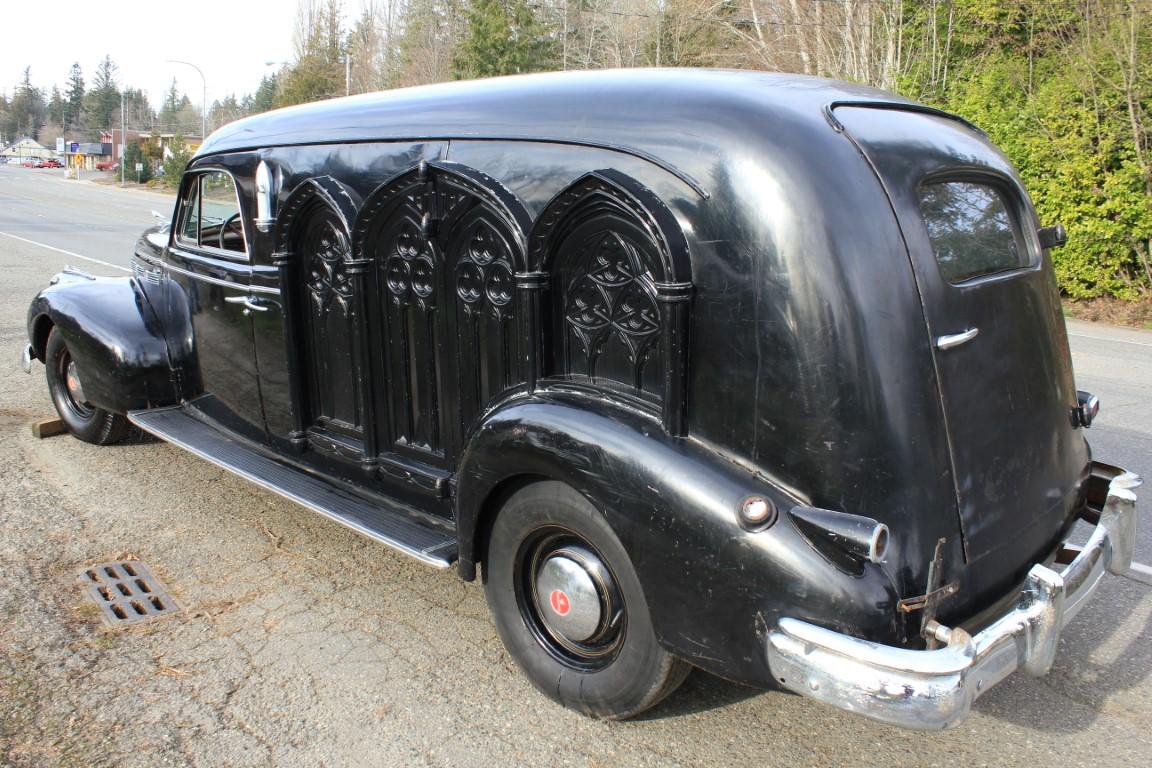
[120, 90, 125, 187]
[345, 55, 351, 96]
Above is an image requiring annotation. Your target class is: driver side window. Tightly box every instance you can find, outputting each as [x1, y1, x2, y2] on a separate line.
[177, 170, 247, 257]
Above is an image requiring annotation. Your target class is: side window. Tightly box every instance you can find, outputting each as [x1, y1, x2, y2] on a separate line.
[918, 181, 1029, 283]
[176, 170, 247, 257]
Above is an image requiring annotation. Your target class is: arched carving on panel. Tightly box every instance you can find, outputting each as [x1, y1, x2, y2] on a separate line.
[527, 169, 691, 284]
[353, 161, 530, 459]
[565, 230, 662, 373]
[353, 167, 438, 453]
[274, 175, 362, 255]
[272, 176, 366, 448]
[530, 171, 693, 434]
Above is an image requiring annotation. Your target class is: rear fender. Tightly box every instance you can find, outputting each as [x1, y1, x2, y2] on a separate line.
[456, 393, 901, 685]
[27, 273, 181, 413]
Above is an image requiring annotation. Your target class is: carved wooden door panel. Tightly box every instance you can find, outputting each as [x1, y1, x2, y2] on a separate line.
[447, 200, 520, 443]
[553, 218, 665, 401]
[378, 199, 445, 457]
[356, 164, 526, 467]
[301, 207, 363, 449]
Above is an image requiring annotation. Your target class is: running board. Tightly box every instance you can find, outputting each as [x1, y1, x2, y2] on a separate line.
[128, 406, 457, 569]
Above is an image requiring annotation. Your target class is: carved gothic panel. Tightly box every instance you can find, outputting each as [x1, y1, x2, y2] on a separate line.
[300, 208, 361, 436]
[366, 193, 443, 454]
[554, 224, 664, 399]
[354, 164, 529, 463]
[449, 212, 520, 430]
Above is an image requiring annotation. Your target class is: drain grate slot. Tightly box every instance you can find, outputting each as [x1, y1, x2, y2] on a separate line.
[79, 560, 179, 627]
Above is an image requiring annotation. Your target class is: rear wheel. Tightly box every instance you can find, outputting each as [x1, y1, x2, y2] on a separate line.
[484, 481, 690, 719]
[45, 328, 129, 445]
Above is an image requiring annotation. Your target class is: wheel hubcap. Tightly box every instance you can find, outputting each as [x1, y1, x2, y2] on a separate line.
[534, 551, 603, 643]
[520, 533, 626, 668]
[65, 360, 87, 405]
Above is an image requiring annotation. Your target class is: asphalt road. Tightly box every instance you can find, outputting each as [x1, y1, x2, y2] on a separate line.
[0, 165, 1149, 767]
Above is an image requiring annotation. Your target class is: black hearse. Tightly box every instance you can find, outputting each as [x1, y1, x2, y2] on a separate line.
[23, 70, 1140, 728]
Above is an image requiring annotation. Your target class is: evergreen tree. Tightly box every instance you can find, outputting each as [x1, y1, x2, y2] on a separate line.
[64, 62, 85, 132]
[277, 0, 346, 106]
[209, 94, 245, 127]
[9, 68, 46, 140]
[47, 87, 66, 131]
[252, 74, 279, 113]
[0, 94, 9, 145]
[455, 0, 558, 79]
[84, 55, 120, 133]
[158, 80, 199, 134]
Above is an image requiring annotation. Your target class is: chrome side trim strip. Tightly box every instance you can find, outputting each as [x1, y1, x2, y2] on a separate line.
[158, 260, 281, 295]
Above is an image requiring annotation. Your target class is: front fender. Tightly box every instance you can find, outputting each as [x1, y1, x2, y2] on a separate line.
[27, 273, 179, 413]
[456, 393, 901, 686]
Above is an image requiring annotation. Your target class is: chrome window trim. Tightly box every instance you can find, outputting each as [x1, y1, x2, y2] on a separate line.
[175, 168, 252, 263]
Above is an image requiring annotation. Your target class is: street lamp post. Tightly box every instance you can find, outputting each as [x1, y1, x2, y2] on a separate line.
[166, 59, 207, 141]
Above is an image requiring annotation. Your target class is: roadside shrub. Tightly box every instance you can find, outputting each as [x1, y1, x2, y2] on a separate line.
[162, 137, 191, 189]
[121, 142, 152, 184]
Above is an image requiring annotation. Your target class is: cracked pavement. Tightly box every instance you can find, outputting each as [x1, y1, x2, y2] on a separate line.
[1, 167, 1150, 767]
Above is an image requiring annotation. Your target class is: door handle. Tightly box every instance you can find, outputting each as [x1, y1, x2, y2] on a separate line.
[224, 295, 269, 312]
[936, 327, 979, 350]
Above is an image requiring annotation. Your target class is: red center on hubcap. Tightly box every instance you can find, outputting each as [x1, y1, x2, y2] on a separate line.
[549, 589, 570, 616]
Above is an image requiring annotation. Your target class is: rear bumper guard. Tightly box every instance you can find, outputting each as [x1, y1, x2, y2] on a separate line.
[766, 465, 1140, 730]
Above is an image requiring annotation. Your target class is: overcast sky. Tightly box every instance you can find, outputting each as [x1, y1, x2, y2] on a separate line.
[1, 0, 300, 113]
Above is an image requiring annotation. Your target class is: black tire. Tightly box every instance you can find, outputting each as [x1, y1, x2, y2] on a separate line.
[44, 328, 129, 445]
[484, 481, 690, 719]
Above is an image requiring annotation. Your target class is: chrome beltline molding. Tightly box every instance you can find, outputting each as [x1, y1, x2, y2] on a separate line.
[766, 470, 1140, 730]
[136, 255, 281, 296]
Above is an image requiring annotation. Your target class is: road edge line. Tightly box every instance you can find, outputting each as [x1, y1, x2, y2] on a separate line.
[1124, 562, 1152, 587]
[0, 231, 132, 274]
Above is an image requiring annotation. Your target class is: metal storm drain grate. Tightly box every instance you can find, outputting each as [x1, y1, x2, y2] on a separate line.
[79, 560, 180, 627]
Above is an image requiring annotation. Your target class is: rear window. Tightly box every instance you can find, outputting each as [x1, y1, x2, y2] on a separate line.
[918, 181, 1027, 283]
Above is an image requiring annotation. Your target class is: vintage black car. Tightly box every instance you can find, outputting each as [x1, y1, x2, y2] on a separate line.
[23, 70, 1141, 728]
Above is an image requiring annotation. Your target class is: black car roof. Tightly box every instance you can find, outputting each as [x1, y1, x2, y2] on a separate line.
[195, 69, 915, 166]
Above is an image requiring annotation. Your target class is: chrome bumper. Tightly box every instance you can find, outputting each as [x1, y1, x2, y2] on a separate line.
[766, 468, 1141, 730]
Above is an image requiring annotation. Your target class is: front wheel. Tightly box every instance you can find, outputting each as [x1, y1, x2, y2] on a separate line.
[45, 328, 129, 445]
[484, 481, 690, 719]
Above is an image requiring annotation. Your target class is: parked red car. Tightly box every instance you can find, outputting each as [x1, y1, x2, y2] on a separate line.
[96, 160, 119, 172]
[36, 159, 64, 169]
[20, 158, 38, 167]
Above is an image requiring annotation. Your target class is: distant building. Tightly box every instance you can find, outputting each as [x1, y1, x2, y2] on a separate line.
[137, 132, 203, 161]
[0, 137, 53, 161]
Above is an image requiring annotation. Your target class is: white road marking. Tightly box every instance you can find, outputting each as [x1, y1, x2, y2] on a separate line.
[0, 231, 131, 273]
[1068, 332, 1152, 349]
[1126, 562, 1152, 587]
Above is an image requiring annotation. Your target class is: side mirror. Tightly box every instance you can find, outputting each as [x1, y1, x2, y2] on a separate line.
[1038, 223, 1067, 250]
